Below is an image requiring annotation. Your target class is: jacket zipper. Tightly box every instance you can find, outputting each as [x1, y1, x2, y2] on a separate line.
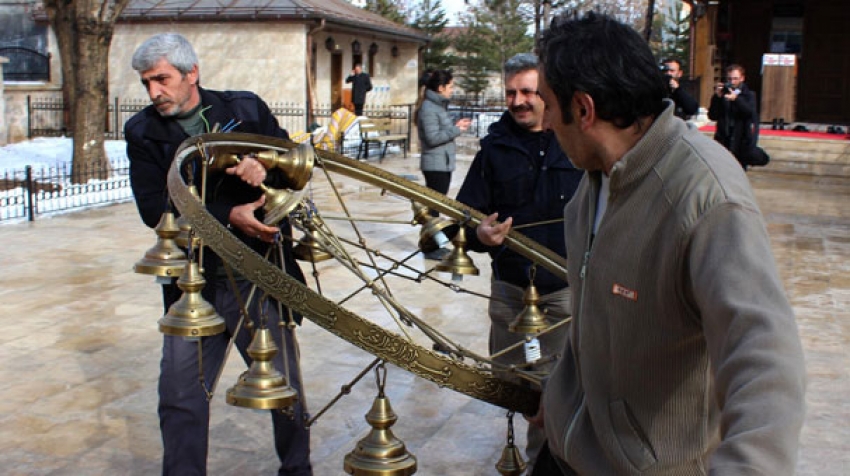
[564, 174, 597, 458]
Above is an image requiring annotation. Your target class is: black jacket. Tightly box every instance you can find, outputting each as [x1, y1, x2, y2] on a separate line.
[670, 86, 699, 119]
[125, 87, 305, 308]
[345, 72, 372, 105]
[708, 83, 760, 165]
[456, 111, 584, 294]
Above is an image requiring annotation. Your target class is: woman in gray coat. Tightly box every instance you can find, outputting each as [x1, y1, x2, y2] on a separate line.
[416, 70, 471, 218]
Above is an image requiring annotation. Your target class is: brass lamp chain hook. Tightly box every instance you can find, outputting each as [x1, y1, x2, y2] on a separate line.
[506, 411, 516, 446]
[374, 361, 387, 397]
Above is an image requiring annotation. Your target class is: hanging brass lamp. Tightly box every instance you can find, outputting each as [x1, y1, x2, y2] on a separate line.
[293, 227, 333, 263]
[495, 412, 527, 476]
[226, 326, 299, 410]
[344, 364, 417, 476]
[207, 150, 308, 226]
[509, 275, 548, 335]
[134, 204, 187, 281]
[158, 260, 226, 337]
[435, 225, 479, 281]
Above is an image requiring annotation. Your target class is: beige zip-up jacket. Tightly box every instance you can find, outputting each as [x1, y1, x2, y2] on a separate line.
[542, 102, 806, 475]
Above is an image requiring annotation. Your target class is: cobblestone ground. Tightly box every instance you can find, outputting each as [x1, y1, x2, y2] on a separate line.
[0, 153, 847, 475]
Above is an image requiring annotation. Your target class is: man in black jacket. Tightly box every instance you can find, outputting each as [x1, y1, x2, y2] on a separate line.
[708, 64, 767, 170]
[456, 53, 583, 472]
[662, 58, 699, 120]
[345, 63, 372, 116]
[125, 33, 312, 476]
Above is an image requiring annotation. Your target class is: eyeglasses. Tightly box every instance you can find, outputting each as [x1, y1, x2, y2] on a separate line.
[505, 88, 540, 99]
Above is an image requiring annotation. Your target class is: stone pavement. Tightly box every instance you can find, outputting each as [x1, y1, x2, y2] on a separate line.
[0, 152, 848, 475]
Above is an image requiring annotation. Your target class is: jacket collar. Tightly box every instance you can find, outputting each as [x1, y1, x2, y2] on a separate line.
[486, 110, 576, 169]
[606, 100, 685, 191]
[141, 87, 234, 142]
[424, 89, 449, 108]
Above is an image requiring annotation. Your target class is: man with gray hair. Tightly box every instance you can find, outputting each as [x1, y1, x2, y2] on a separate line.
[124, 33, 312, 475]
[455, 52, 583, 470]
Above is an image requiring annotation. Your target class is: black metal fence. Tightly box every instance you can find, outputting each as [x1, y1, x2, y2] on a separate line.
[27, 96, 414, 148]
[0, 158, 132, 222]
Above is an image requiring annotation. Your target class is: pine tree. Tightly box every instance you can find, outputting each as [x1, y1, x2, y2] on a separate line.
[362, 0, 409, 24]
[411, 0, 455, 71]
[452, 13, 496, 100]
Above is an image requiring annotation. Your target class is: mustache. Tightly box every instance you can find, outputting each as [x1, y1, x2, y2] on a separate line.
[510, 104, 532, 113]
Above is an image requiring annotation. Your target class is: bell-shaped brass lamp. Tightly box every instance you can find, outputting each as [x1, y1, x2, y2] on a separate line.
[261, 185, 306, 226]
[411, 203, 456, 253]
[496, 412, 527, 476]
[252, 142, 315, 191]
[226, 326, 299, 410]
[293, 228, 333, 262]
[158, 261, 226, 337]
[208, 151, 307, 225]
[508, 280, 548, 335]
[211, 143, 315, 191]
[343, 390, 417, 475]
[134, 206, 187, 281]
[495, 443, 527, 476]
[435, 225, 479, 281]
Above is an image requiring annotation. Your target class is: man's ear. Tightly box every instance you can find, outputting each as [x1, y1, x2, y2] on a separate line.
[187, 64, 199, 86]
[573, 92, 595, 128]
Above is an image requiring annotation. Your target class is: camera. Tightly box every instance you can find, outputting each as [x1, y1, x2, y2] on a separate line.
[721, 82, 735, 94]
[659, 64, 673, 83]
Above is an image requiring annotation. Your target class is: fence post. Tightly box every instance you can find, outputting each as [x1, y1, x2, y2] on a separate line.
[25, 165, 35, 222]
[26, 95, 32, 138]
[114, 96, 119, 137]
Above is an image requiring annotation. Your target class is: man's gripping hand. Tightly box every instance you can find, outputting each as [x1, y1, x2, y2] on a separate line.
[228, 195, 279, 243]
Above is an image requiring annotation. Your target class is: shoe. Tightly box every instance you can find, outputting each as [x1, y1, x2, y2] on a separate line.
[423, 248, 451, 261]
[793, 125, 809, 132]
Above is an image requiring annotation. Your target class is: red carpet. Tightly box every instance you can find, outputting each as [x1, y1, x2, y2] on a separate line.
[699, 125, 849, 141]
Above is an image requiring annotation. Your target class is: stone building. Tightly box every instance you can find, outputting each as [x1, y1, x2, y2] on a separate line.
[1, 0, 430, 144]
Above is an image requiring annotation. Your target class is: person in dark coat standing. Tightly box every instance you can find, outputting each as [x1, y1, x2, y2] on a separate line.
[345, 63, 372, 116]
[708, 64, 762, 170]
[455, 52, 583, 473]
[124, 33, 312, 476]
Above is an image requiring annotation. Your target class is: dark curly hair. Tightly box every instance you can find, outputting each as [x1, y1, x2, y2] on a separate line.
[536, 11, 666, 129]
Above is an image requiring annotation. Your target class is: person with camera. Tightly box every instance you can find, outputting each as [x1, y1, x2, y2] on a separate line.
[708, 64, 768, 170]
[661, 58, 698, 119]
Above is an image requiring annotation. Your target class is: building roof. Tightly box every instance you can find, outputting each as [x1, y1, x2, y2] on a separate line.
[113, 0, 430, 43]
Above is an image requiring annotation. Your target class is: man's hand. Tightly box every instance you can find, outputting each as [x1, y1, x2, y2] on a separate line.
[225, 156, 266, 187]
[669, 77, 679, 91]
[476, 212, 513, 246]
[228, 196, 279, 242]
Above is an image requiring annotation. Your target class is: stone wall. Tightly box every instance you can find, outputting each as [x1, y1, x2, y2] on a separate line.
[3, 22, 423, 143]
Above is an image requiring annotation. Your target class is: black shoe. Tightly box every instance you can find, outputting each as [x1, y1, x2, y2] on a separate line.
[772, 119, 779, 130]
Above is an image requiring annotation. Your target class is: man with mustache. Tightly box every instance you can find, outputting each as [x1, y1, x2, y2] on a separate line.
[455, 52, 583, 471]
[124, 33, 312, 475]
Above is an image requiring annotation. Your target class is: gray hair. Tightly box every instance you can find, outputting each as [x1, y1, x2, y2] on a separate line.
[504, 53, 538, 78]
[131, 33, 198, 74]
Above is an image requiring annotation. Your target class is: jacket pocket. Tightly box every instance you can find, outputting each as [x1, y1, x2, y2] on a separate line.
[609, 399, 657, 471]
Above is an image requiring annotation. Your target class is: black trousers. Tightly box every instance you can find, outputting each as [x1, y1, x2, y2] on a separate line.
[158, 279, 312, 475]
[422, 170, 451, 217]
[353, 103, 364, 116]
[531, 443, 577, 476]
